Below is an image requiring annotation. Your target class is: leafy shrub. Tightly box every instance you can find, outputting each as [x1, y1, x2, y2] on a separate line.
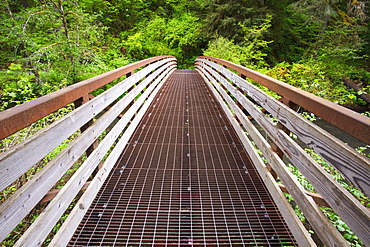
[203, 14, 273, 68]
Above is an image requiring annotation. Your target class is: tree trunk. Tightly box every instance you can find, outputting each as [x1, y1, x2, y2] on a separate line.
[342, 77, 370, 105]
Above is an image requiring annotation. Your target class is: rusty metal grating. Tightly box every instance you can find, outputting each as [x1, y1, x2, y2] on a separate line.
[69, 70, 297, 246]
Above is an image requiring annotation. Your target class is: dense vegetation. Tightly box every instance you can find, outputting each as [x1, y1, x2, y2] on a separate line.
[0, 0, 369, 246]
[0, 0, 369, 112]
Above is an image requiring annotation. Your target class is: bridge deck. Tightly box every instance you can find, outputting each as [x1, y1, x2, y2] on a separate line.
[69, 70, 297, 246]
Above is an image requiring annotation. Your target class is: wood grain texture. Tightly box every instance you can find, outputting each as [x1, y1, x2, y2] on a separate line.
[197, 58, 370, 198]
[0, 58, 175, 192]
[196, 61, 370, 245]
[196, 68, 317, 247]
[0, 62, 176, 242]
[14, 65, 176, 247]
[196, 56, 370, 144]
[196, 66, 348, 246]
[0, 56, 176, 140]
[15, 65, 176, 247]
[49, 67, 176, 247]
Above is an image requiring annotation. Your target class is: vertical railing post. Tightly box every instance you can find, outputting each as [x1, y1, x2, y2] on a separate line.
[74, 94, 99, 159]
[237, 72, 279, 179]
[125, 71, 138, 121]
[271, 96, 298, 164]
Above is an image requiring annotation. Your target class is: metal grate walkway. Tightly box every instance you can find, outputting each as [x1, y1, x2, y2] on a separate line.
[69, 70, 297, 246]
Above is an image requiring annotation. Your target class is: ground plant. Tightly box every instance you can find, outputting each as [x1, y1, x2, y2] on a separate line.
[0, 0, 369, 246]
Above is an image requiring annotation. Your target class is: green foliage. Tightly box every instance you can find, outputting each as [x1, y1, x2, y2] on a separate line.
[122, 13, 203, 68]
[203, 36, 239, 63]
[238, 14, 273, 67]
[302, 19, 367, 65]
[123, 18, 175, 58]
[0, 0, 369, 245]
[272, 0, 370, 109]
[286, 163, 316, 193]
[1, 0, 368, 111]
[268, 9, 320, 63]
[322, 207, 364, 246]
[203, 14, 273, 68]
[285, 147, 368, 246]
[78, 0, 185, 32]
[266, 61, 370, 107]
[201, 0, 268, 43]
[0, 63, 65, 110]
[0, 0, 111, 102]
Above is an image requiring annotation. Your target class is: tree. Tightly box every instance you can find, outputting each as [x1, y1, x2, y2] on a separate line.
[0, 0, 108, 109]
[200, 0, 268, 43]
[204, 14, 273, 68]
[122, 13, 203, 68]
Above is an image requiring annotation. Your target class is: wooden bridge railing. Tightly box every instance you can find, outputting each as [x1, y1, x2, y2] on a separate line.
[0, 55, 369, 246]
[0, 56, 177, 246]
[195, 56, 370, 247]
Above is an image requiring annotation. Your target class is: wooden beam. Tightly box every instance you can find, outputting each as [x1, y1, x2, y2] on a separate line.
[278, 184, 330, 208]
[0, 60, 176, 243]
[197, 56, 370, 144]
[40, 181, 91, 204]
[49, 67, 176, 247]
[197, 65, 348, 246]
[197, 58, 370, 198]
[196, 60, 370, 246]
[0, 59, 176, 193]
[196, 66, 317, 246]
[0, 56, 175, 140]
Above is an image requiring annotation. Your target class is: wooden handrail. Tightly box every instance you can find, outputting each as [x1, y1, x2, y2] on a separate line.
[195, 58, 370, 246]
[0, 57, 177, 244]
[197, 56, 370, 144]
[0, 55, 175, 140]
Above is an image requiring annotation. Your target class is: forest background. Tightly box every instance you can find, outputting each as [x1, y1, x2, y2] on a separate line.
[0, 0, 369, 246]
[0, 0, 369, 114]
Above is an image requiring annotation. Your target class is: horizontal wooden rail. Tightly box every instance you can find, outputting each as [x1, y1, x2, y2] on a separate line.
[0, 56, 177, 245]
[278, 184, 330, 208]
[196, 58, 370, 197]
[49, 67, 176, 246]
[195, 65, 316, 246]
[0, 55, 175, 140]
[195, 57, 370, 246]
[0, 58, 176, 192]
[1, 55, 368, 246]
[197, 56, 370, 145]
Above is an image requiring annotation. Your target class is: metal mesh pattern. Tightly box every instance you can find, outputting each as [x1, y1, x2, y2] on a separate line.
[69, 70, 297, 246]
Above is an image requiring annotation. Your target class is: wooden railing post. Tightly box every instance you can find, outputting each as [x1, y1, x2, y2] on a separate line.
[271, 97, 298, 154]
[270, 97, 299, 179]
[196, 56, 370, 246]
[0, 56, 177, 245]
[126, 71, 133, 78]
[74, 94, 99, 159]
[74, 94, 102, 177]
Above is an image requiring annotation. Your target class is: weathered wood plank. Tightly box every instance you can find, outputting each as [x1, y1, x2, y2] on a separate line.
[197, 58, 370, 198]
[49, 67, 176, 246]
[0, 58, 176, 192]
[196, 68, 317, 247]
[196, 61, 370, 245]
[196, 66, 349, 246]
[0, 56, 175, 140]
[40, 181, 91, 204]
[277, 185, 330, 208]
[196, 56, 370, 144]
[0, 62, 176, 242]
[14, 65, 176, 247]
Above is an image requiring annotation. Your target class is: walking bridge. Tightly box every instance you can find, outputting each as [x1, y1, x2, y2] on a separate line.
[0, 56, 369, 246]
